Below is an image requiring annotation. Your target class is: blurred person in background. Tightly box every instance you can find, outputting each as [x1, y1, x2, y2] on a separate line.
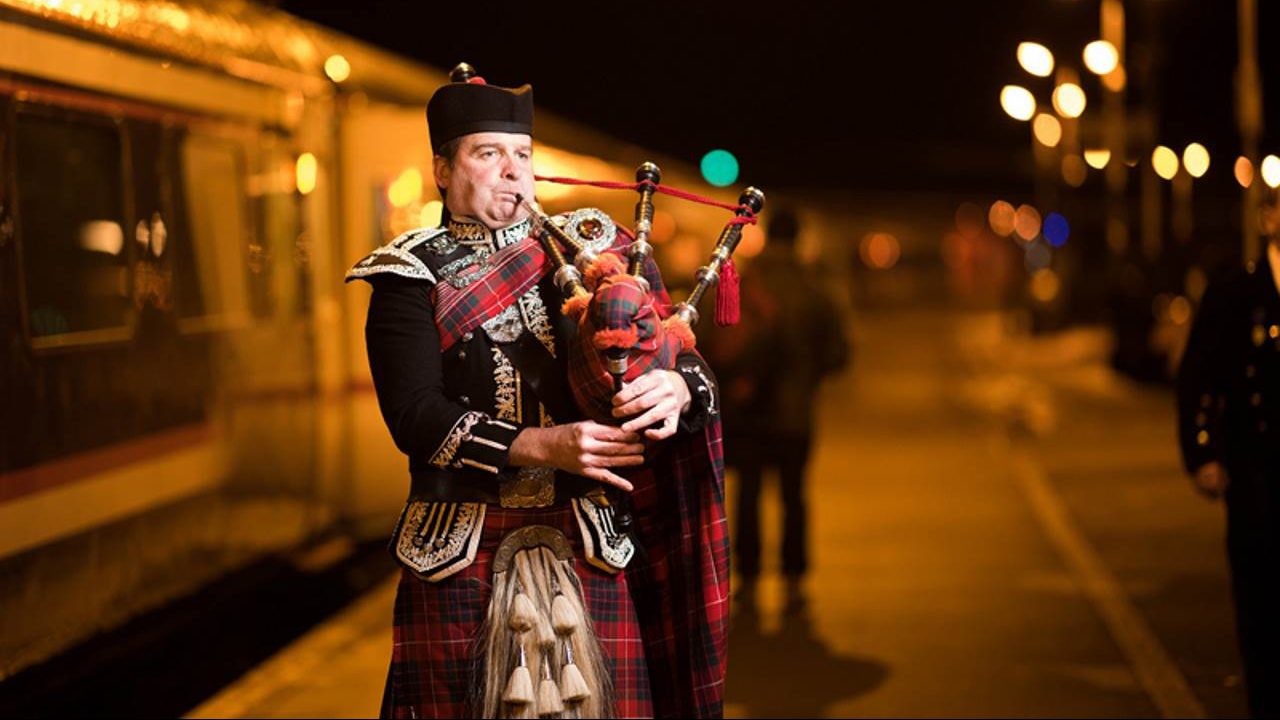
[1177, 188, 1280, 719]
[713, 208, 850, 615]
[347, 65, 727, 718]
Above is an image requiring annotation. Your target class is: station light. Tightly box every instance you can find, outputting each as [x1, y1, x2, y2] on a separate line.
[1084, 149, 1111, 169]
[700, 149, 739, 187]
[1083, 40, 1119, 76]
[1182, 143, 1210, 179]
[1152, 146, 1179, 180]
[296, 153, 318, 195]
[1261, 155, 1280, 189]
[1000, 85, 1036, 121]
[1052, 83, 1086, 118]
[1017, 42, 1055, 77]
[1032, 113, 1062, 147]
[1014, 204, 1041, 241]
[1235, 156, 1254, 188]
[324, 54, 351, 83]
[988, 200, 1016, 237]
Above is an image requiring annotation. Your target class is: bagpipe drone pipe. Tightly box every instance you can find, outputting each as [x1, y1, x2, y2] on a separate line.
[517, 163, 765, 425]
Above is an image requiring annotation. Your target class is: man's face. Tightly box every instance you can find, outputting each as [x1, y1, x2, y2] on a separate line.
[434, 132, 535, 228]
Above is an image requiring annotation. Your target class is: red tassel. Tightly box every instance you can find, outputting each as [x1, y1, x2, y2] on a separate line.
[715, 258, 740, 327]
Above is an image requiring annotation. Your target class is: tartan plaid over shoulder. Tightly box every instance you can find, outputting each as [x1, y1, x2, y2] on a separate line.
[430, 236, 551, 352]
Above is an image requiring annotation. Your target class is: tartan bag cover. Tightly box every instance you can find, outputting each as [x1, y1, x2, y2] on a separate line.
[570, 269, 682, 424]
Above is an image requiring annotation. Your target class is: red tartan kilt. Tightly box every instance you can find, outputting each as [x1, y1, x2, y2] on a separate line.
[382, 503, 654, 719]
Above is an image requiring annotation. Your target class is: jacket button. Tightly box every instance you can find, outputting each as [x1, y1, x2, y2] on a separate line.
[459, 395, 470, 406]
[458, 350, 467, 360]
[462, 331, 474, 342]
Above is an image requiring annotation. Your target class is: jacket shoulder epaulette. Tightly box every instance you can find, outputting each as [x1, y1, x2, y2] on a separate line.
[345, 227, 449, 284]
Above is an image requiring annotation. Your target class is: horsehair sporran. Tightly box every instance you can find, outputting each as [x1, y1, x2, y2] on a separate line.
[477, 528, 614, 718]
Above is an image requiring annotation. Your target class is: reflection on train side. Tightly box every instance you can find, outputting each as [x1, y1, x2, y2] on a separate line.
[3, 88, 309, 473]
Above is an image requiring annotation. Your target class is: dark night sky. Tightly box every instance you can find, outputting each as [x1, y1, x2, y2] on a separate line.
[280, 1, 1278, 197]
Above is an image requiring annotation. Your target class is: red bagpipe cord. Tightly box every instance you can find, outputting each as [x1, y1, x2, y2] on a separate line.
[535, 174, 756, 326]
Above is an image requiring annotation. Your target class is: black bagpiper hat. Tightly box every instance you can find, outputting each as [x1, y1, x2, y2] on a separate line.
[426, 63, 534, 154]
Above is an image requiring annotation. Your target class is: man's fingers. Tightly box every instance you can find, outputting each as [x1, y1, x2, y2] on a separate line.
[644, 414, 678, 440]
[621, 401, 675, 433]
[581, 421, 641, 443]
[613, 391, 662, 418]
[613, 374, 659, 406]
[585, 439, 647, 456]
[583, 467, 634, 492]
[585, 452, 645, 468]
[612, 385, 661, 417]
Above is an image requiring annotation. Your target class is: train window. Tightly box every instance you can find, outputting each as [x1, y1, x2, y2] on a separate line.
[252, 137, 306, 318]
[14, 111, 129, 341]
[178, 133, 250, 326]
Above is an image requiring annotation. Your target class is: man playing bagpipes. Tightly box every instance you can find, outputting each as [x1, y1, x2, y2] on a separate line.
[348, 63, 758, 719]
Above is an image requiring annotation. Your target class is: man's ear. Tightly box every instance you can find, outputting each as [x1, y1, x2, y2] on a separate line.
[433, 155, 450, 191]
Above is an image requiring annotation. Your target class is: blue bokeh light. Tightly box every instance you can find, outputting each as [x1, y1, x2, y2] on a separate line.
[1044, 212, 1070, 247]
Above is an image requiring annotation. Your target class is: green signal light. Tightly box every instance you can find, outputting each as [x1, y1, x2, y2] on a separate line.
[700, 149, 739, 187]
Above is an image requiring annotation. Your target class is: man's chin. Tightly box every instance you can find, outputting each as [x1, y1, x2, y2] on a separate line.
[491, 203, 529, 227]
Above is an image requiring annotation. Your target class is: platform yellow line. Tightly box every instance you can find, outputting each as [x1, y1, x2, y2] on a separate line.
[1004, 438, 1206, 719]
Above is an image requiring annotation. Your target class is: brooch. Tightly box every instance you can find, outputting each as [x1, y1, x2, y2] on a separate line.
[438, 249, 493, 289]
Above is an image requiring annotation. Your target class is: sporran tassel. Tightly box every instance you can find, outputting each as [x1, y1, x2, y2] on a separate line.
[559, 641, 591, 704]
[503, 644, 535, 707]
[509, 592, 537, 633]
[536, 650, 565, 717]
[551, 593, 579, 636]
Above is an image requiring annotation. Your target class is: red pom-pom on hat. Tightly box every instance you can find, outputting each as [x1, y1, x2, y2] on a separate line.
[467, 77, 487, 85]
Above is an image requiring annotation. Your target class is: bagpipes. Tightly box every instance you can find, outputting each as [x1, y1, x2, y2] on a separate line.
[516, 164, 764, 424]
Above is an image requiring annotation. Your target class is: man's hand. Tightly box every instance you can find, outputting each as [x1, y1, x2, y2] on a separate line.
[1192, 461, 1230, 499]
[612, 370, 692, 440]
[509, 422, 644, 492]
